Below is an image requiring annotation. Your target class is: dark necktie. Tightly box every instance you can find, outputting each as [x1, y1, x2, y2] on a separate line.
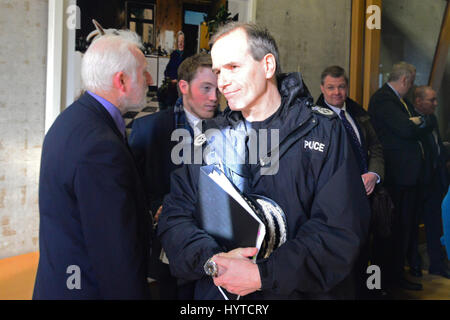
[339, 110, 368, 174]
[426, 116, 440, 168]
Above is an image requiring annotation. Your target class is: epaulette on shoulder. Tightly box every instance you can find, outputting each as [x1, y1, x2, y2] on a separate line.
[311, 105, 337, 119]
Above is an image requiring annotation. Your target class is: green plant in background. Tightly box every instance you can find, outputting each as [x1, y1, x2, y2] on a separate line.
[205, 4, 236, 37]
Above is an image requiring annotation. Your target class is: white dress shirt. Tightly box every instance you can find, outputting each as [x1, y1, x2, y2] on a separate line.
[184, 108, 203, 137]
[325, 101, 362, 144]
[325, 100, 380, 183]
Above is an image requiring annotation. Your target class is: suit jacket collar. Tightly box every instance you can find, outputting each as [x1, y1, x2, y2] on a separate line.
[316, 94, 361, 119]
[382, 83, 418, 117]
[383, 83, 407, 104]
[87, 91, 126, 137]
[386, 82, 402, 100]
[316, 94, 368, 151]
[77, 92, 125, 142]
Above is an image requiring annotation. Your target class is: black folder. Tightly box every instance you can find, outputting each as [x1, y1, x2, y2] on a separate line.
[197, 165, 265, 251]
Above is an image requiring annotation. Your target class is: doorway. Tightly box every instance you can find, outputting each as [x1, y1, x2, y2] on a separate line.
[182, 3, 209, 56]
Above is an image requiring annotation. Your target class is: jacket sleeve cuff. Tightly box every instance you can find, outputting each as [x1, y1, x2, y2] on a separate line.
[368, 171, 381, 184]
[256, 259, 274, 291]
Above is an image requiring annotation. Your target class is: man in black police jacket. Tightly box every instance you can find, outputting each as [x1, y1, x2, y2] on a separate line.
[157, 22, 371, 300]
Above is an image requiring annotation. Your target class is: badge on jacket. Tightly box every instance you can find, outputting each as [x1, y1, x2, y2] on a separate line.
[312, 106, 335, 117]
[194, 134, 207, 147]
[304, 140, 326, 153]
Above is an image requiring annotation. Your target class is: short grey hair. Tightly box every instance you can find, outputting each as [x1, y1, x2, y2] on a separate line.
[388, 61, 416, 82]
[81, 30, 143, 93]
[210, 22, 282, 76]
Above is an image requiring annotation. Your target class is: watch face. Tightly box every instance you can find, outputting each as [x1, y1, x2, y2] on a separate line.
[204, 259, 218, 277]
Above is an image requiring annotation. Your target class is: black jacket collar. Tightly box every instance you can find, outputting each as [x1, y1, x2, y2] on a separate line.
[316, 94, 369, 120]
[207, 72, 315, 142]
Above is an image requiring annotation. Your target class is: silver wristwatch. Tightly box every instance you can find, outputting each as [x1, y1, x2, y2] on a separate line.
[204, 257, 218, 277]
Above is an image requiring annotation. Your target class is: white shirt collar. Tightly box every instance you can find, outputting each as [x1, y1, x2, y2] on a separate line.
[324, 100, 347, 116]
[184, 107, 202, 136]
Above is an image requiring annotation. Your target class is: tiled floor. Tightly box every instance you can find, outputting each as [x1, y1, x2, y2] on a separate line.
[123, 91, 160, 136]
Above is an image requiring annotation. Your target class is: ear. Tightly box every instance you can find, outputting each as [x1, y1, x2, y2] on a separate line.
[113, 72, 126, 93]
[178, 80, 189, 95]
[402, 75, 409, 87]
[320, 84, 325, 94]
[262, 53, 277, 79]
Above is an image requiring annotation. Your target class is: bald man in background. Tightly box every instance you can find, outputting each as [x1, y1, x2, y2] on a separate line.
[408, 86, 450, 279]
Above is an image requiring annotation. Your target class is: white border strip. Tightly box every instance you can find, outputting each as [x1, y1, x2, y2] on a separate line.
[45, 0, 64, 133]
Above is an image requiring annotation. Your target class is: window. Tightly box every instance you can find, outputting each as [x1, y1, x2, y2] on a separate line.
[126, 1, 156, 47]
[184, 10, 207, 26]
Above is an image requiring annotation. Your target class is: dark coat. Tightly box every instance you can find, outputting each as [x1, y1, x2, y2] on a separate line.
[33, 93, 151, 300]
[128, 106, 182, 292]
[129, 107, 181, 214]
[417, 113, 450, 269]
[316, 94, 384, 182]
[368, 83, 433, 186]
[164, 50, 186, 80]
[129, 103, 201, 299]
[157, 73, 371, 300]
[420, 114, 449, 192]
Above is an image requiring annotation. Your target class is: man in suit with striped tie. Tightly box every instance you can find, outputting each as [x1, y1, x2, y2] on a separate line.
[369, 62, 434, 292]
[317, 66, 384, 195]
[316, 65, 384, 298]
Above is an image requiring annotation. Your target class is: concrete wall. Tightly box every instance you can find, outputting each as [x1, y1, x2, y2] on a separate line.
[380, 0, 450, 139]
[0, 0, 47, 259]
[255, 0, 352, 100]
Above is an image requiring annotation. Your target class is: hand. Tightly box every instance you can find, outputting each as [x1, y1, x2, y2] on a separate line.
[409, 116, 422, 125]
[211, 248, 257, 277]
[212, 247, 261, 296]
[215, 247, 257, 260]
[362, 172, 377, 195]
[154, 205, 163, 223]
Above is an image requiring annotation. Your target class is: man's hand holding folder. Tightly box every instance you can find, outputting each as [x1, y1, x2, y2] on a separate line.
[212, 247, 262, 296]
[198, 165, 287, 298]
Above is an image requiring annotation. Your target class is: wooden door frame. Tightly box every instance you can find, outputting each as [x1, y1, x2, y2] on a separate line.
[349, 0, 382, 110]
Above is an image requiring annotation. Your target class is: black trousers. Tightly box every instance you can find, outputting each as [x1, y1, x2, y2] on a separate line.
[376, 185, 421, 283]
[149, 233, 195, 300]
[409, 174, 446, 271]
